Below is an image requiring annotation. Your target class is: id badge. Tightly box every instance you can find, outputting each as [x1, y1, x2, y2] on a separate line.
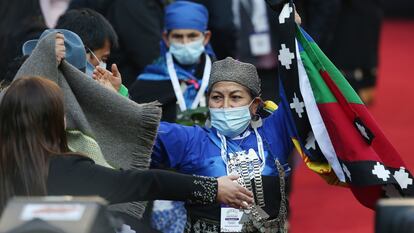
[249, 33, 271, 56]
[220, 207, 244, 232]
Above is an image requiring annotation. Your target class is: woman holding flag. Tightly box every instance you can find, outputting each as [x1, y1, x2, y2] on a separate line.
[148, 4, 304, 233]
[151, 56, 293, 233]
[151, 1, 414, 233]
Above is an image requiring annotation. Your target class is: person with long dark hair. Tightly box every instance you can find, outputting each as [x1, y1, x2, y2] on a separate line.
[0, 76, 253, 213]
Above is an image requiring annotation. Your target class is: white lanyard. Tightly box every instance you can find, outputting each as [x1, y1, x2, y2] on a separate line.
[217, 126, 266, 175]
[166, 52, 212, 112]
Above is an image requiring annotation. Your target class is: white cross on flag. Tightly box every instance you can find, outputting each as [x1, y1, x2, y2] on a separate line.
[278, 44, 295, 70]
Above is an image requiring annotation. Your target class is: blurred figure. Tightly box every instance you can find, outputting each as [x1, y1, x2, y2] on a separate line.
[296, 0, 382, 105]
[328, 0, 383, 105]
[130, 1, 215, 124]
[295, 0, 341, 52]
[0, 0, 47, 82]
[106, 0, 166, 87]
[130, 2, 215, 232]
[194, 0, 280, 103]
[68, 0, 165, 87]
[40, 0, 70, 28]
[231, 0, 279, 102]
[383, 0, 414, 18]
[68, 0, 115, 16]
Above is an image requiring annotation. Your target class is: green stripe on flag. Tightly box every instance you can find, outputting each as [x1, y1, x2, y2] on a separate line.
[299, 51, 336, 103]
[296, 26, 363, 104]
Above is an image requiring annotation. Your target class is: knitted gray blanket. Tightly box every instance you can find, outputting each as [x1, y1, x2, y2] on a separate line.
[14, 33, 162, 218]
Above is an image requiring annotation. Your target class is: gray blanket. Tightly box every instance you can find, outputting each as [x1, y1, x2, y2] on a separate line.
[14, 33, 162, 218]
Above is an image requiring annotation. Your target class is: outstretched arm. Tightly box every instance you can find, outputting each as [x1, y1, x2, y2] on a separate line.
[48, 156, 253, 208]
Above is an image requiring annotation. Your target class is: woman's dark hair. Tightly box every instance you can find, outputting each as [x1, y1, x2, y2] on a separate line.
[0, 76, 69, 211]
[56, 8, 119, 51]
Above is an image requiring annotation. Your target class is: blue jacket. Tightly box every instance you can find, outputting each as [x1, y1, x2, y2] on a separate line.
[151, 102, 294, 177]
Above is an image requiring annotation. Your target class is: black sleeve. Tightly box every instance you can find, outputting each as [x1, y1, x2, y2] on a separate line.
[47, 156, 217, 205]
[191, 0, 238, 59]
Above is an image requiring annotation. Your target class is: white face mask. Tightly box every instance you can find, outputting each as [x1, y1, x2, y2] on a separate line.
[87, 48, 107, 69]
[169, 37, 205, 65]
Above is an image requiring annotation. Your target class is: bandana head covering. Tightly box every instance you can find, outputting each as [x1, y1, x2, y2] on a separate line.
[165, 1, 208, 32]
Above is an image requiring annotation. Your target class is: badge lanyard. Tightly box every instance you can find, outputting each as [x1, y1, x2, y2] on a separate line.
[215, 125, 267, 208]
[166, 52, 212, 112]
[215, 127, 265, 176]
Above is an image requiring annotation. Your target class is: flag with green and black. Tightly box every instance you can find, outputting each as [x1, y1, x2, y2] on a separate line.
[271, 0, 414, 209]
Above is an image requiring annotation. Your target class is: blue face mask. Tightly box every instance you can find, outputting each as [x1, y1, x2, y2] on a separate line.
[169, 38, 205, 65]
[209, 105, 252, 138]
[85, 61, 95, 77]
[85, 61, 107, 78]
[85, 48, 107, 77]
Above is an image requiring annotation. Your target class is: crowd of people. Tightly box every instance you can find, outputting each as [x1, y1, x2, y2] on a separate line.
[0, 0, 391, 233]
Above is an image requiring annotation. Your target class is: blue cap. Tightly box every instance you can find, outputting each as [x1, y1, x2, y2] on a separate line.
[165, 1, 209, 32]
[22, 29, 87, 70]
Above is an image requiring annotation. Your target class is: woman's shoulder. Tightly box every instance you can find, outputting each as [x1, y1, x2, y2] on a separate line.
[157, 122, 210, 146]
[49, 154, 94, 168]
[47, 154, 106, 197]
[48, 154, 98, 186]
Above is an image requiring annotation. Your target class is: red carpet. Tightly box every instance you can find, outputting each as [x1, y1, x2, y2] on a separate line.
[289, 20, 414, 233]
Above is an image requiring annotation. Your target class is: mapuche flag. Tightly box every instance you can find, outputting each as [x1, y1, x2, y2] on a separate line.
[275, 1, 414, 209]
